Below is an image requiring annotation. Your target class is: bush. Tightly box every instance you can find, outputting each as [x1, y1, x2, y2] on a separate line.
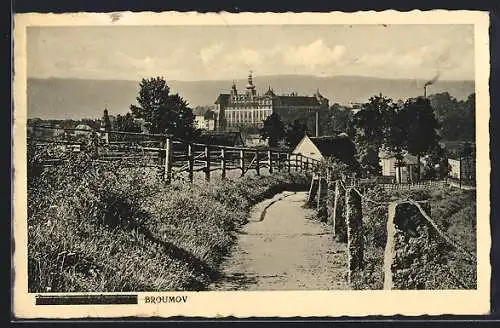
[27, 146, 310, 292]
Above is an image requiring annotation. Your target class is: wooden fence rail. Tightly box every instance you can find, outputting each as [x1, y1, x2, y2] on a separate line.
[29, 126, 321, 184]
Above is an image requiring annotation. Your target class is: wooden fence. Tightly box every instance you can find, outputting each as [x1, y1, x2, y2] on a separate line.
[28, 126, 322, 184]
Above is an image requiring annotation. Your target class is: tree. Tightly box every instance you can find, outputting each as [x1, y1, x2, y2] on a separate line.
[285, 119, 308, 148]
[352, 94, 395, 177]
[459, 141, 474, 158]
[422, 144, 449, 180]
[428, 92, 475, 141]
[353, 94, 394, 148]
[130, 77, 197, 139]
[357, 146, 381, 176]
[384, 100, 407, 156]
[322, 103, 354, 135]
[398, 97, 441, 180]
[115, 113, 142, 132]
[113, 113, 143, 142]
[462, 93, 476, 141]
[259, 113, 286, 147]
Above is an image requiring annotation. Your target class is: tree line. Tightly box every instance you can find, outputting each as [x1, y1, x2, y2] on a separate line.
[259, 92, 475, 180]
[30, 75, 474, 181]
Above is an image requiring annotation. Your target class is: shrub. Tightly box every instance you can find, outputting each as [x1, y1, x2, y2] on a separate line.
[27, 146, 310, 292]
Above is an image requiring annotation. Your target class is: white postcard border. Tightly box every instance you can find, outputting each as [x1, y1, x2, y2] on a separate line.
[12, 10, 491, 318]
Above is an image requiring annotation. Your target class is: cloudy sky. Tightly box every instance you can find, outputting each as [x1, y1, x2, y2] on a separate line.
[27, 24, 474, 81]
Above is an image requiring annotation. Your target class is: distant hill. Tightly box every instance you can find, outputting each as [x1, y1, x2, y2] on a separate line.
[27, 75, 475, 119]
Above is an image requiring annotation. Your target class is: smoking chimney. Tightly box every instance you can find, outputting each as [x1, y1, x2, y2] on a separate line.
[423, 73, 440, 98]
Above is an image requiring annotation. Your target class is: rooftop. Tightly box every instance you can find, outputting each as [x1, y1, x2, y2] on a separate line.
[195, 131, 244, 147]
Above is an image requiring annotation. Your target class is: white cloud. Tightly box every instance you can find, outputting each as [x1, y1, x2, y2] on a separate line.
[199, 43, 224, 65]
[27, 25, 474, 81]
[237, 48, 263, 66]
[350, 42, 469, 80]
[283, 39, 346, 69]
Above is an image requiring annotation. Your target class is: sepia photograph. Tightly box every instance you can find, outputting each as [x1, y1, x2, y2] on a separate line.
[12, 11, 490, 318]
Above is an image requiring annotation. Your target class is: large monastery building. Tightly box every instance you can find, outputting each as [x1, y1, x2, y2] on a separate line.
[214, 72, 329, 132]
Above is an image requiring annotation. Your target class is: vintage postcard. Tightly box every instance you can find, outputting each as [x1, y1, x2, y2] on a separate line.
[12, 10, 490, 318]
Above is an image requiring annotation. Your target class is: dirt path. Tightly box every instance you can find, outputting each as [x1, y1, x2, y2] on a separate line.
[210, 191, 349, 291]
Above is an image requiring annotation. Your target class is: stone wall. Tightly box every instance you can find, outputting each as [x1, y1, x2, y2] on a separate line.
[383, 201, 454, 289]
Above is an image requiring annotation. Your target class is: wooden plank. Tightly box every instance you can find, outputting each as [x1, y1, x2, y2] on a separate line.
[255, 150, 260, 176]
[164, 137, 172, 184]
[268, 150, 273, 174]
[188, 144, 194, 183]
[205, 146, 211, 182]
[240, 149, 245, 176]
[221, 148, 226, 179]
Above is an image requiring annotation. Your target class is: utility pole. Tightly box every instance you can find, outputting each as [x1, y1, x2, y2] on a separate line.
[315, 110, 319, 137]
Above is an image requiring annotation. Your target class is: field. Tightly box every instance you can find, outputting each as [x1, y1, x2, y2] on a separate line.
[27, 147, 310, 292]
[352, 185, 477, 289]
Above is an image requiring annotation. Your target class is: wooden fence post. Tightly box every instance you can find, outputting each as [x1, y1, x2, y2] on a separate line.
[164, 136, 172, 184]
[239, 149, 245, 177]
[255, 150, 260, 176]
[333, 181, 347, 242]
[326, 178, 335, 226]
[188, 144, 194, 183]
[268, 150, 273, 174]
[221, 148, 226, 179]
[205, 145, 211, 182]
[307, 174, 318, 204]
[346, 187, 363, 285]
[317, 176, 323, 210]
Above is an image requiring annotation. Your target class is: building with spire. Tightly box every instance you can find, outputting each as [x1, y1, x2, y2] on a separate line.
[214, 72, 329, 133]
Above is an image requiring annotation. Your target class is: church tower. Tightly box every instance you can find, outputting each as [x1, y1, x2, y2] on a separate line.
[230, 81, 237, 98]
[245, 71, 257, 97]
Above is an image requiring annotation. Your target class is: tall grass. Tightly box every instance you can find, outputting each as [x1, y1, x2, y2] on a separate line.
[27, 144, 310, 292]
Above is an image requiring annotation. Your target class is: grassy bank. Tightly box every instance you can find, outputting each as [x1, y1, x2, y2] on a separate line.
[351, 185, 476, 289]
[27, 148, 310, 292]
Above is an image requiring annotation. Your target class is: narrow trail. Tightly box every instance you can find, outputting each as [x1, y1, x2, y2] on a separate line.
[210, 191, 349, 291]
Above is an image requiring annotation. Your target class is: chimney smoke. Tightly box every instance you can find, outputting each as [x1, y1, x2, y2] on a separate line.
[424, 72, 440, 87]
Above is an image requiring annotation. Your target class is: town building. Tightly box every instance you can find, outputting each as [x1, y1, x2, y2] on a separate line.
[195, 131, 245, 147]
[74, 124, 94, 136]
[379, 151, 421, 183]
[292, 133, 356, 166]
[194, 110, 216, 131]
[448, 156, 476, 183]
[214, 72, 329, 132]
[244, 134, 268, 148]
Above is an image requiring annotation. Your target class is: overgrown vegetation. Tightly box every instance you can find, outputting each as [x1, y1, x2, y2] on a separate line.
[351, 185, 476, 289]
[27, 144, 310, 292]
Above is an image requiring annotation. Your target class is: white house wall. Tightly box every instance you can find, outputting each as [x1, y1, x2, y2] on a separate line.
[292, 136, 324, 161]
